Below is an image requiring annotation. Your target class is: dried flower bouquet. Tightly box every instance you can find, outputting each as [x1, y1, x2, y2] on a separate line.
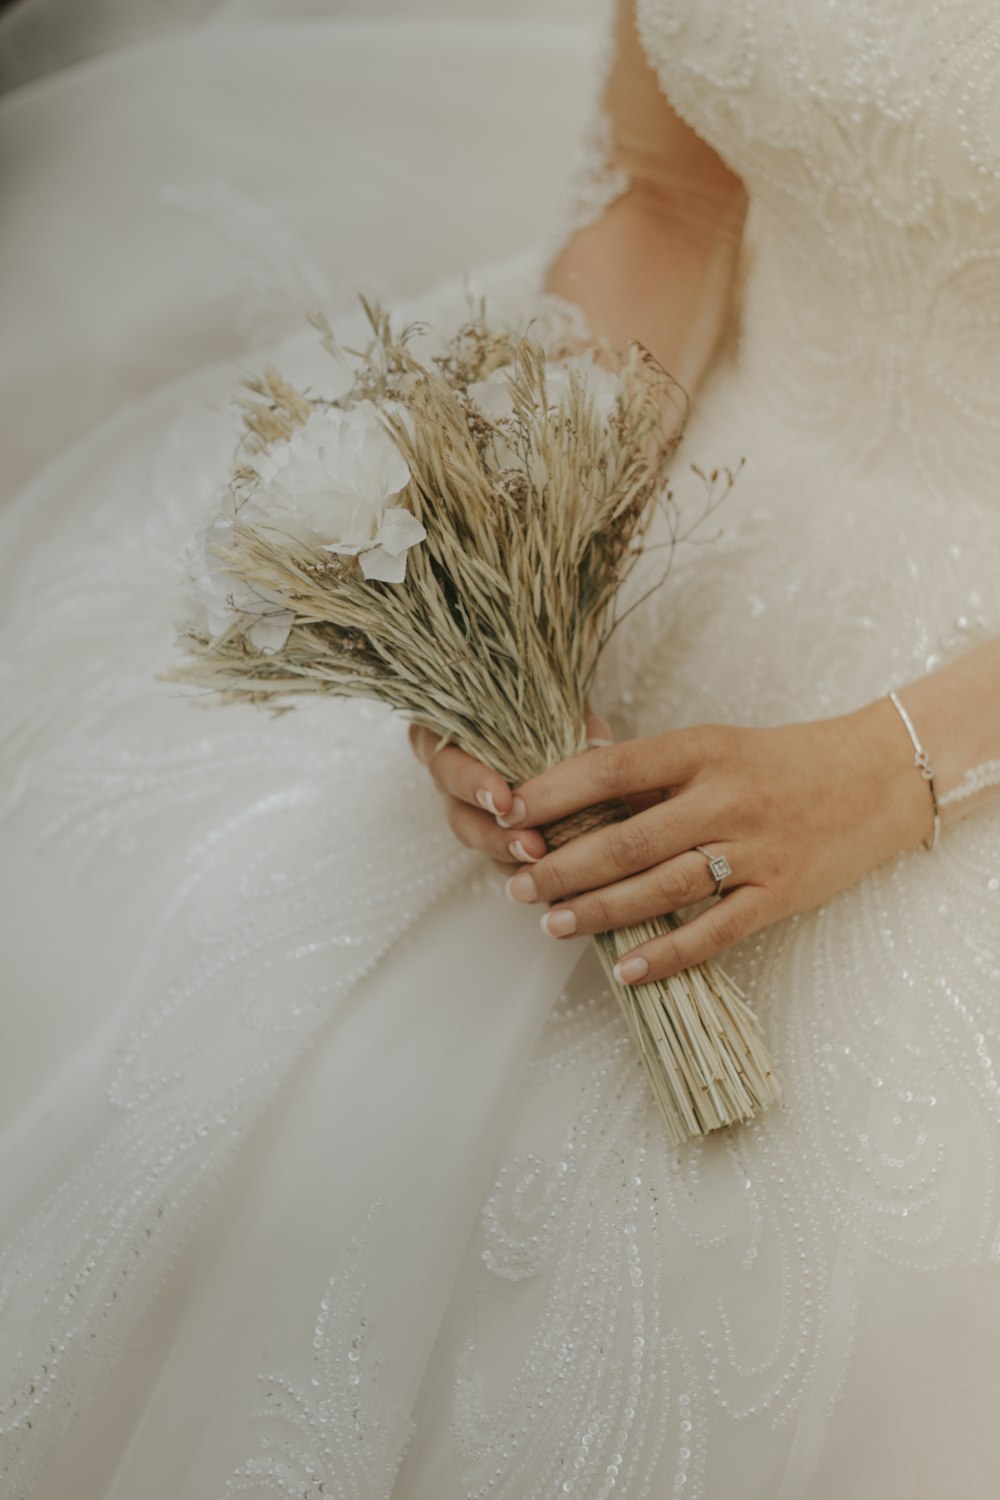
[169, 299, 780, 1145]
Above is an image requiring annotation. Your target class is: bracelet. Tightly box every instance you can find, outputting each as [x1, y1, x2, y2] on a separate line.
[887, 690, 941, 853]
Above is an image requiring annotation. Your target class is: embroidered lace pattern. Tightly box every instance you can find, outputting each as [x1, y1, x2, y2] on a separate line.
[222, 1202, 414, 1498]
[634, 0, 1000, 503]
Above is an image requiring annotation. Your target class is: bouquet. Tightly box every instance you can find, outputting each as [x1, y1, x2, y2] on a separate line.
[169, 299, 780, 1145]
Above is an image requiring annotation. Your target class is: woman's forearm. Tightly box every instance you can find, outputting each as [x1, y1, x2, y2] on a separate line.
[871, 636, 1000, 837]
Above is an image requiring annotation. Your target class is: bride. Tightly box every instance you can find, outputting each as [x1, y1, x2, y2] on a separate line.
[3, 0, 1000, 1495]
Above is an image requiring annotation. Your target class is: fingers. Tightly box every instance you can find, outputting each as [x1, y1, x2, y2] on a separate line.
[499, 730, 704, 829]
[533, 848, 725, 938]
[610, 886, 767, 984]
[584, 705, 614, 747]
[408, 722, 517, 821]
[505, 794, 717, 904]
[445, 796, 548, 866]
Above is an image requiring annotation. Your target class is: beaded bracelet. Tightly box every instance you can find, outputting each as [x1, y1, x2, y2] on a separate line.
[887, 690, 941, 853]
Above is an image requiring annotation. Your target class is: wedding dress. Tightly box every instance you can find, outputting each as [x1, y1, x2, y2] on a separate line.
[3, 2, 1000, 1497]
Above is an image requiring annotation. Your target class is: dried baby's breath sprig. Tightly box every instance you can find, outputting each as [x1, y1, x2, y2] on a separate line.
[169, 297, 780, 1144]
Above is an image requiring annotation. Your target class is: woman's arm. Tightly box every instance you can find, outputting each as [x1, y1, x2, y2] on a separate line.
[544, 0, 747, 399]
[895, 637, 1000, 823]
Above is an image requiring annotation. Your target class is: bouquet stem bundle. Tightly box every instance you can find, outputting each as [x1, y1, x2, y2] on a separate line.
[169, 298, 780, 1144]
[541, 801, 778, 1142]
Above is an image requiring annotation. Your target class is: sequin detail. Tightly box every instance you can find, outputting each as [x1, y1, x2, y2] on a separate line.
[941, 760, 1000, 808]
[222, 1202, 414, 1499]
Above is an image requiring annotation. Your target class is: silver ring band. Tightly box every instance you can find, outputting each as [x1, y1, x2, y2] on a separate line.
[694, 845, 732, 897]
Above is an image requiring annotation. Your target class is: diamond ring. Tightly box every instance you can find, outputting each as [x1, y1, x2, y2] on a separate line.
[694, 845, 733, 897]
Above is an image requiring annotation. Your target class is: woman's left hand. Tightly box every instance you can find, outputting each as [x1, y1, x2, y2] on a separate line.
[499, 701, 934, 985]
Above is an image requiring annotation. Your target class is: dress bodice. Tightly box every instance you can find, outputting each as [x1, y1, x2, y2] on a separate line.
[634, 0, 1000, 500]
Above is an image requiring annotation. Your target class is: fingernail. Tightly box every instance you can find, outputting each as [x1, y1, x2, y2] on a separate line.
[588, 737, 615, 748]
[613, 955, 649, 984]
[505, 871, 538, 903]
[508, 838, 540, 864]
[496, 796, 527, 828]
[541, 907, 577, 937]
[476, 788, 503, 815]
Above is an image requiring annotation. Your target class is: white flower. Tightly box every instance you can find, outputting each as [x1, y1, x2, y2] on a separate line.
[248, 400, 425, 583]
[467, 352, 621, 426]
[340, 506, 429, 584]
[189, 513, 297, 654]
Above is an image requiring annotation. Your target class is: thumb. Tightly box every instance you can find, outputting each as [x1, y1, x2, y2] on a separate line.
[584, 704, 615, 748]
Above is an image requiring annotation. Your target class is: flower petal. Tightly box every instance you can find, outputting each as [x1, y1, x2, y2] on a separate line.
[375, 507, 427, 556]
[246, 611, 295, 653]
[467, 374, 516, 419]
[360, 546, 408, 584]
[323, 539, 366, 556]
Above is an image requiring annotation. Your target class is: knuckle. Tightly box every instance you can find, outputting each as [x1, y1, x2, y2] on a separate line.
[714, 778, 746, 823]
[692, 722, 735, 772]
[655, 861, 700, 909]
[686, 723, 715, 768]
[537, 857, 570, 900]
[609, 819, 651, 869]
[708, 907, 744, 951]
[587, 892, 616, 931]
[654, 934, 685, 974]
[594, 743, 636, 794]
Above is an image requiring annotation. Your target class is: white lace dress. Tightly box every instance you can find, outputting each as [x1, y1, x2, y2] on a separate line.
[3, 3, 1000, 1497]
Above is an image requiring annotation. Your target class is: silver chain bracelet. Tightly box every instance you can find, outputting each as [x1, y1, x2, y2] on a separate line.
[887, 690, 941, 853]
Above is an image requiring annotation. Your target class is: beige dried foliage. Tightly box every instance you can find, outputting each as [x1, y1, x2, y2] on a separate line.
[168, 298, 781, 1144]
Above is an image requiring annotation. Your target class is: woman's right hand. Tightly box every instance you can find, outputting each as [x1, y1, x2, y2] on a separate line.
[408, 709, 615, 876]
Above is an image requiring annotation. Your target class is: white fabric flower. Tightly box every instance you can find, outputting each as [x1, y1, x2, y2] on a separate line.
[189, 513, 296, 654]
[354, 507, 429, 583]
[247, 400, 425, 582]
[467, 352, 621, 426]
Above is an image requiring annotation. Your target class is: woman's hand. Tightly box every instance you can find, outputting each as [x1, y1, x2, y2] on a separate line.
[407, 709, 616, 877]
[492, 702, 935, 984]
[413, 700, 936, 985]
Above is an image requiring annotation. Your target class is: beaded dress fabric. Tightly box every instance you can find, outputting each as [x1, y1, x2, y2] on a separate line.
[3, 2, 1000, 1498]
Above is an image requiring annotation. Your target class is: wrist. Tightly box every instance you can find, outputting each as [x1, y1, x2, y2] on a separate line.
[848, 696, 938, 857]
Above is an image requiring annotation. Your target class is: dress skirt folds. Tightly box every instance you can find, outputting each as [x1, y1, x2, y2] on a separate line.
[3, 3, 1000, 1496]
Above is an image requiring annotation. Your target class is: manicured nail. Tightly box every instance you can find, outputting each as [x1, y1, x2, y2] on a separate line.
[476, 788, 503, 815]
[541, 907, 577, 937]
[508, 838, 540, 864]
[588, 737, 615, 748]
[505, 870, 538, 903]
[613, 955, 649, 984]
[496, 796, 527, 828]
